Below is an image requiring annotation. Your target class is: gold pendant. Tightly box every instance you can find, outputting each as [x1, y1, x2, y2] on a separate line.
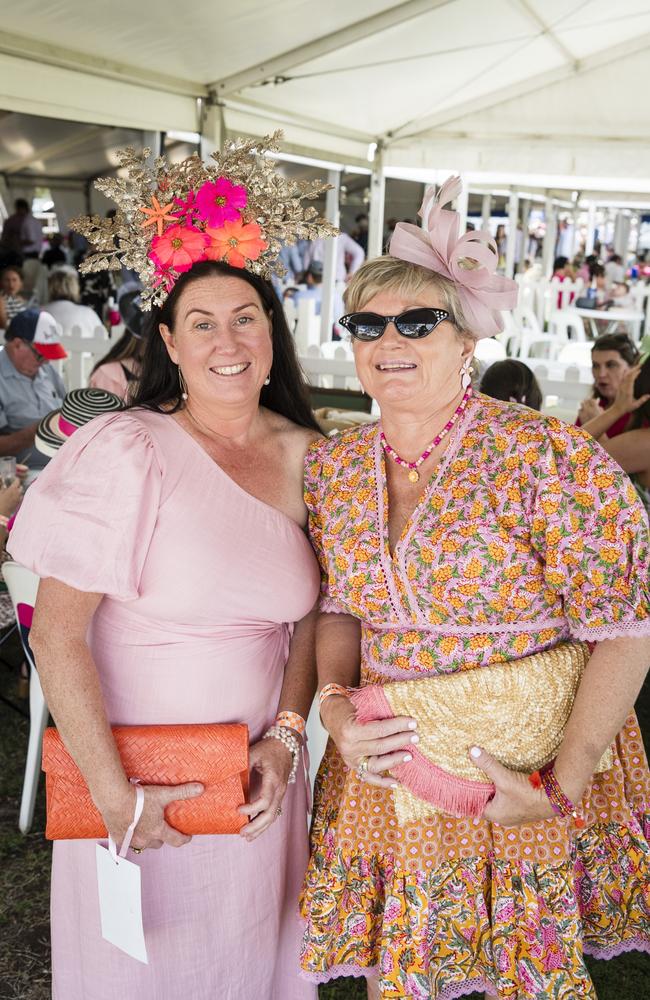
[408, 469, 420, 483]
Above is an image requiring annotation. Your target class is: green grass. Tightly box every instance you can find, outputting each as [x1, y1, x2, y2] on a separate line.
[0, 635, 648, 999]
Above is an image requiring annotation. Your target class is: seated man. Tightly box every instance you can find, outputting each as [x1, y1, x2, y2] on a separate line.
[0, 310, 67, 473]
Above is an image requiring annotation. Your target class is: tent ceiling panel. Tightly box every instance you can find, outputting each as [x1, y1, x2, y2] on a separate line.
[0, 0, 648, 189]
[537, 0, 650, 59]
[222, 107, 369, 166]
[384, 135, 650, 192]
[0, 53, 197, 132]
[236, 0, 571, 135]
[0, 112, 144, 181]
[409, 44, 650, 141]
[2, 0, 399, 84]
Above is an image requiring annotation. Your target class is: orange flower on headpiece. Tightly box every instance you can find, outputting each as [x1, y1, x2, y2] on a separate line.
[150, 224, 210, 273]
[139, 195, 177, 237]
[205, 219, 268, 268]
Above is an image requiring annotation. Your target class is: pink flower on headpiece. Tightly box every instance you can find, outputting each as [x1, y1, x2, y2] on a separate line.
[172, 191, 200, 222]
[389, 176, 518, 338]
[150, 223, 209, 273]
[152, 263, 176, 293]
[195, 177, 247, 228]
[205, 219, 267, 268]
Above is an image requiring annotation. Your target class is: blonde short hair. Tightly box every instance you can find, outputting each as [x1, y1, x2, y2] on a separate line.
[48, 268, 80, 303]
[344, 256, 476, 340]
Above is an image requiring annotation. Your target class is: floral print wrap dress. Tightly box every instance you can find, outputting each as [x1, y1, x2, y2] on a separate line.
[299, 393, 650, 999]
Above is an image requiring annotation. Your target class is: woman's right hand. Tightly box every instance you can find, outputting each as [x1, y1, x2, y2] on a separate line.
[320, 695, 418, 789]
[100, 780, 204, 851]
[577, 397, 602, 424]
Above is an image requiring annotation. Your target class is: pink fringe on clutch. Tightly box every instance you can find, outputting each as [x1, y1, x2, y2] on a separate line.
[350, 685, 494, 818]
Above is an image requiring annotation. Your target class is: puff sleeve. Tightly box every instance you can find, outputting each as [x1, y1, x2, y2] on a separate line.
[8, 412, 162, 601]
[529, 420, 650, 641]
[304, 439, 348, 614]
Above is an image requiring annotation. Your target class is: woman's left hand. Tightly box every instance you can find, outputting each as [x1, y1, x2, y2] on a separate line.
[470, 747, 556, 826]
[238, 737, 293, 842]
[613, 365, 650, 416]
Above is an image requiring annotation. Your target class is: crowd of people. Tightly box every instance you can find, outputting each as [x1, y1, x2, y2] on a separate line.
[0, 152, 648, 1000]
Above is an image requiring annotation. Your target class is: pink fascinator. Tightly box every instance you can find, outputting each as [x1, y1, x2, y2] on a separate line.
[389, 176, 518, 339]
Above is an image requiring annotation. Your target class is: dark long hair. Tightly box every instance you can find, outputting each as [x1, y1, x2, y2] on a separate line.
[130, 260, 319, 432]
[90, 330, 143, 375]
[590, 333, 640, 403]
[479, 359, 543, 411]
[629, 354, 650, 429]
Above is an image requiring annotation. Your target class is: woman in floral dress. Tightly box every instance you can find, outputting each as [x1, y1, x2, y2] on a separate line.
[299, 179, 650, 999]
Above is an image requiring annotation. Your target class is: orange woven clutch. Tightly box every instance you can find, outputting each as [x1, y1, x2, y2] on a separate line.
[41, 723, 249, 840]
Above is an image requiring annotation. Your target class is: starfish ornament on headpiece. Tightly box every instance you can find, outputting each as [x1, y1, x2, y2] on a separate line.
[70, 131, 337, 310]
[389, 175, 518, 339]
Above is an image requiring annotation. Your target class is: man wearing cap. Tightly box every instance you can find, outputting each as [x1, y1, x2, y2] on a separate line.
[0, 310, 67, 471]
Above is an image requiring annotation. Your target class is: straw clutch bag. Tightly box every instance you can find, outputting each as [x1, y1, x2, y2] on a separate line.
[350, 642, 613, 824]
[42, 723, 249, 839]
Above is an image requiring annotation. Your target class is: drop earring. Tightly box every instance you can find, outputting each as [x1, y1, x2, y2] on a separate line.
[263, 374, 271, 386]
[460, 357, 473, 391]
[178, 365, 188, 401]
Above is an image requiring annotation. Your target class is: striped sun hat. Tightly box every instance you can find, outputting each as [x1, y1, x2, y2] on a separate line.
[35, 387, 124, 457]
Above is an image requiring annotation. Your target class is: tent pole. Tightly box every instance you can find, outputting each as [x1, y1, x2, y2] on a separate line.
[520, 198, 531, 266]
[505, 189, 519, 278]
[481, 193, 491, 232]
[367, 148, 385, 260]
[585, 202, 597, 255]
[320, 168, 341, 345]
[455, 175, 468, 236]
[200, 98, 224, 160]
[570, 205, 580, 259]
[542, 196, 557, 277]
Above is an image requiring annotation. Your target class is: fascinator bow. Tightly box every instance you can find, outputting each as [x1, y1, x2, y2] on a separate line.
[389, 175, 518, 339]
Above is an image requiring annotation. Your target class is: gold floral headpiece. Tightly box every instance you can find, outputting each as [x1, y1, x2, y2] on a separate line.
[71, 131, 337, 310]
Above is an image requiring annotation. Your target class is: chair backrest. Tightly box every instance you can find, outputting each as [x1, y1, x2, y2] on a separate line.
[557, 342, 594, 366]
[2, 562, 39, 669]
[473, 338, 507, 365]
[549, 309, 587, 342]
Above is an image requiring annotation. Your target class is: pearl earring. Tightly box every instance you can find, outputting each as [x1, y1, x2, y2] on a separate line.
[263, 374, 271, 386]
[178, 366, 188, 401]
[460, 358, 473, 391]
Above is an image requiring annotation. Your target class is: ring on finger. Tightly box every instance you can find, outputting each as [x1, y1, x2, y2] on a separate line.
[356, 755, 369, 780]
[276, 805, 283, 818]
[130, 846, 145, 854]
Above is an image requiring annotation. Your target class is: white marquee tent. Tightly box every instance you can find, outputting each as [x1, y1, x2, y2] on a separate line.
[1, 0, 649, 177]
[1, 0, 649, 274]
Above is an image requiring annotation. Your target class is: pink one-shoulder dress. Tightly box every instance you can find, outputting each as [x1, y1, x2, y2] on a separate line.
[9, 408, 319, 1000]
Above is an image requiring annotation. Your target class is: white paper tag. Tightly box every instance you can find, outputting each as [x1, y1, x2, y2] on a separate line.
[96, 843, 148, 964]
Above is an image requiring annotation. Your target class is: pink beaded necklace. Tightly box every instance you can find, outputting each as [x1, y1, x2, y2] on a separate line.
[380, 387, 472, 483]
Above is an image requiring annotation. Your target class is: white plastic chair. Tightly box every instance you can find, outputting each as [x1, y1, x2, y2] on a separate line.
[548, 309, 587, 343]
[2, 562, 47, 834]
[517, 307, 565, 361]
[557, 342, 594, 367]
[499, 310, 522, 356]
[473, 337, 507, 365]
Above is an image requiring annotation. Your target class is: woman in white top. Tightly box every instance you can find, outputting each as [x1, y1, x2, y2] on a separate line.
[44, 269, 107, 339]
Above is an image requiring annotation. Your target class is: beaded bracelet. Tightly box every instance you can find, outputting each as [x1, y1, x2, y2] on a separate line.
[263, 725, 300, 784]
[275, 711, 306, 739]
[318, 683, 349, 710]
[529, 762, 585, 828]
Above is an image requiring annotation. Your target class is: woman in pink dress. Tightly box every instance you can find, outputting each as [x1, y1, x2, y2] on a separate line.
[8, 137, 334, 999]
